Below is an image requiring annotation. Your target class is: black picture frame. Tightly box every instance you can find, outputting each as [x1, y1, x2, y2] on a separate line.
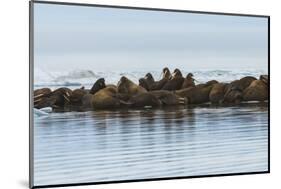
[29, 1, 270, 188]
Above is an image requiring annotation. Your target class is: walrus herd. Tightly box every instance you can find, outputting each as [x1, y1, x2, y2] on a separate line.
[34, 68, 269, 111]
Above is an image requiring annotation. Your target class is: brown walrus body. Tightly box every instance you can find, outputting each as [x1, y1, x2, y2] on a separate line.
[231, 76, 257, 91]
[117, 76, 147, 96]
[182, 73, 195, 89]
[209, 83, 228, 104]
[69, 88, 87, 106]
[34, 88, 52, 98]
[34, 87, 72, 109]
[89, 87, 120, 109]
[162, 77, 184, 91]
[126, 93, 162, 108]
[68, 78, 106, 107]
[223, 76, 256, 103]
[175, 85, 213, 104]
[242, 80, 268, 101]
[139, 73, 155, 91]
[150, 78, 169, 91]
[49, 87, 72, 109]
[125, 90, 187, 108]
[260, 75, 268, 85]
[139, 78, 150, 91]
[81, 94, 94, 109]
[149, 90, 187, 105]
[149, 67, 171, 90]
[90, 78, 106, 95]
[81, 84, 131, 110]
[34, 88, 52, 109]
[162, 69, 184, 91]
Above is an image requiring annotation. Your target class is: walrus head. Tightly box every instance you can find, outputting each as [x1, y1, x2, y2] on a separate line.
[260, 75, 268, 85]
[118, 76, 146, 95]
[118, 76, 130, 86]
[162, 67, 171, 79]
[90, 78, 106, 95]
[49, 87, 72, 108]
[144, 73, 154, 82]
[139, 78, 150, 91]
[171, 68, 182, 79]
[186, 73, 194, 78]
[117, 76, 130, 94]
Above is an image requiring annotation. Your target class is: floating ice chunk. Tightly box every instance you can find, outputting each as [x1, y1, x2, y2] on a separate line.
[39, 107, 52, 113]
[34, 108, 49, 117]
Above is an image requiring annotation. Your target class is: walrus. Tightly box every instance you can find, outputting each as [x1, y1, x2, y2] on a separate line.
[175, 84, 213, 104]
[260, 75, 268, 85]
[90, 78, 106, 95]
[160, 67, 172, 80]
[117, 76, 147, 96]
[34, 88, 52, 109]
[149, 90, 187, 105]
[223, 76, 257, 103]
[150, 67, 172, 90]
[209, 83, 228, 104]
[34, 87, 72, 109]
[34, 88, 52, 99]
[82, 86, 124, 109]
[242, 79, 268, 101]
[145, 73, 155, 82]
[69, 88, 87, 106]
[125, 93, 162, 108]
[49, 87, 72, 109]
[139, 78, 150, 91]
[34, 98, 56, 109]
[67, 78, 106, 107]
[139, 73, 155, 91]
[81, 94, 94, 109]
[181, 73, 195, 89]
[161, 68, 185, 91]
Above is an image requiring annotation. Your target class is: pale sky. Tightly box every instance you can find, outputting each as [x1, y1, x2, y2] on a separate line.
[34, 3, 268, 72]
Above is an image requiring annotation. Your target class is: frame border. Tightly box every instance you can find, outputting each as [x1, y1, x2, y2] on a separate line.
[29, 1, 270, 188]
[29, 1, 34, 188]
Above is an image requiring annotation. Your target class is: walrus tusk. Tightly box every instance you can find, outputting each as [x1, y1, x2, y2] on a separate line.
[66, 91, 70, 97]
[34, 98, 42, 103]
[63, 94, 70, 102]
[171, 71, 177, 79]
[179, 97, 187, 104]
[119, 100, 132, 106]
[144, 105, 152, 109]
[52, 105, 60, 108]
[179, 99, 186, 103]
[34, 93, 44, 99]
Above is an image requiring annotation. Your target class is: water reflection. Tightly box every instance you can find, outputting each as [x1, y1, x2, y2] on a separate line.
[34, 103, 268, 186]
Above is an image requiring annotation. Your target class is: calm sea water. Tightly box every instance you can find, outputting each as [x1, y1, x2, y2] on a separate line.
[33, 104, 268, 186]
